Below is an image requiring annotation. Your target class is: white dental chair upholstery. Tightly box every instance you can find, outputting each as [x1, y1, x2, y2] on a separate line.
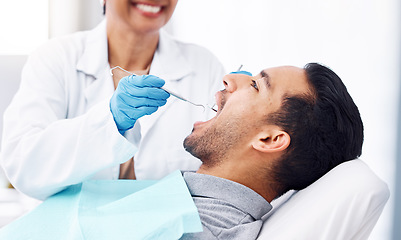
[257, 159, 389, 240]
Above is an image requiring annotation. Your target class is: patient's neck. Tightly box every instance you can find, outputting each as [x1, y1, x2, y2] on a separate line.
[197, 163, 278, 202]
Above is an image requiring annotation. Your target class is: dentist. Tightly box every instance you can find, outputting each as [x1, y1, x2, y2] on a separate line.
[0, 0, 225, 200]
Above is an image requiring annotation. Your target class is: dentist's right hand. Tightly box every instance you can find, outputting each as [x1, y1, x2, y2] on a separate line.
[110, 75, 170, 135]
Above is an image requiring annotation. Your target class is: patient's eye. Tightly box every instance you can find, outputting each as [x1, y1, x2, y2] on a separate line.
[251, 80, 259, 91]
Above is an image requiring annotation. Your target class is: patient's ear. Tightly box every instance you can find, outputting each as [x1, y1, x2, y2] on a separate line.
[252, 129, 290, 153]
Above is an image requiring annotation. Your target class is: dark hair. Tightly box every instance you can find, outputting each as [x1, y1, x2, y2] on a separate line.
[269, 63, 364, 196]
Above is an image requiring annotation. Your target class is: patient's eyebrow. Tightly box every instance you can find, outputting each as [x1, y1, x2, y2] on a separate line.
[260, 70, 271, 89]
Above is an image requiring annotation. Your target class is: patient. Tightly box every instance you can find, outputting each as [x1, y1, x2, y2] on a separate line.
[180, 63, 363, 239]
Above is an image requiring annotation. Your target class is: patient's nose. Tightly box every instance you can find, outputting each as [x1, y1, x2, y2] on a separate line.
[223, 74, 249, 93]
[222, 75, 237, 93]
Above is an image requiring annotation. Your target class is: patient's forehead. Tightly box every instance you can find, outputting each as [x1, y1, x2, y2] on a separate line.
[259, 66, 311, 97]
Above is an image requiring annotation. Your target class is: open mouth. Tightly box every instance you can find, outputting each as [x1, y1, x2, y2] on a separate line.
[209, 103, 218, 113]
[207, 92, 222, 116]
[193, 93, 221, 129]
[133, 2, 163, 15]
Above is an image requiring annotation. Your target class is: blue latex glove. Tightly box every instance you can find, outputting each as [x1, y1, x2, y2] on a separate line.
[229, 70, 252, 76]
[110, 75, 170, 135]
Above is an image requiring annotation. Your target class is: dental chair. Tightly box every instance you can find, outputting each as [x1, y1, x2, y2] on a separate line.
[257, 159, 390, 240]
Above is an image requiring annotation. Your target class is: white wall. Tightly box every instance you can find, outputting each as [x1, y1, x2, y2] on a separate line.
[0, 56, 27, 152]
[0, 0, 48, 54]
[165, 1, 400, 239]
[49, 0, 104, 38]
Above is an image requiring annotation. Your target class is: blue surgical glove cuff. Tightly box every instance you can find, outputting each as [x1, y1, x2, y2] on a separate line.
[229, 70, 253, 76]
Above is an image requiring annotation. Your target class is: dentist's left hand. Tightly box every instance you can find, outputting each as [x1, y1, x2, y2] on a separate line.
[110, 75, 170, 135]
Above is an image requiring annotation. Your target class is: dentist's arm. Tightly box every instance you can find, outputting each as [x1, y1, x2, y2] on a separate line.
[1, 68, 168, 199]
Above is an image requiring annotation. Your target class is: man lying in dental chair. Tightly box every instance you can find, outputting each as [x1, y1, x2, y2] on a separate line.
[180, 62, 365, 239]
[2, 63, 376, 240]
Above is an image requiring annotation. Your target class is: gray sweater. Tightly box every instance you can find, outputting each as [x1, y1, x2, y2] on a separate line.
[180, 172, 272, 240]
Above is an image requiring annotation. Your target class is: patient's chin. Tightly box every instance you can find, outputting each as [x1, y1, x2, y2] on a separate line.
[184, 135, 211, 161]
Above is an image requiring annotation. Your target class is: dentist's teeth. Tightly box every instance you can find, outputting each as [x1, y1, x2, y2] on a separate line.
[136, 3, 161, 13]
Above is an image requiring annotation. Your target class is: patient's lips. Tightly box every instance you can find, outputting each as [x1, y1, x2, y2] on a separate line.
[215, 90, 225, 113]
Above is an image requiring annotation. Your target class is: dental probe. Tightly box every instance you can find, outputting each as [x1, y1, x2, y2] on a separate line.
[110, 66, 216, 112]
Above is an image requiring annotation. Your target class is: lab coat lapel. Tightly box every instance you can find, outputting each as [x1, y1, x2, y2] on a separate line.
[139, 30, 193, 139]
[77, 20, 115, 109]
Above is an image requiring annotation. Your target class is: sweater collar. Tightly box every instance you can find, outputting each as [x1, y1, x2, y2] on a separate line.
[183, 172, 272, 220]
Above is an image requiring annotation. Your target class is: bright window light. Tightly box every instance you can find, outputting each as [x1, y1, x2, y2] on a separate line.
[0, 0, 48, 55]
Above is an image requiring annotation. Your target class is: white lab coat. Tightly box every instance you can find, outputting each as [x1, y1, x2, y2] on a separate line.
[0, 20, 225, 200]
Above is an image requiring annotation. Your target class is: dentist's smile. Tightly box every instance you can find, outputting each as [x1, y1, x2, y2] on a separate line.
[132, 2, 164, 16]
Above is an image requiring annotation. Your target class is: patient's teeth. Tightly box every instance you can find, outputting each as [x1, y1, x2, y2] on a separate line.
[136, 3, 161, 13]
